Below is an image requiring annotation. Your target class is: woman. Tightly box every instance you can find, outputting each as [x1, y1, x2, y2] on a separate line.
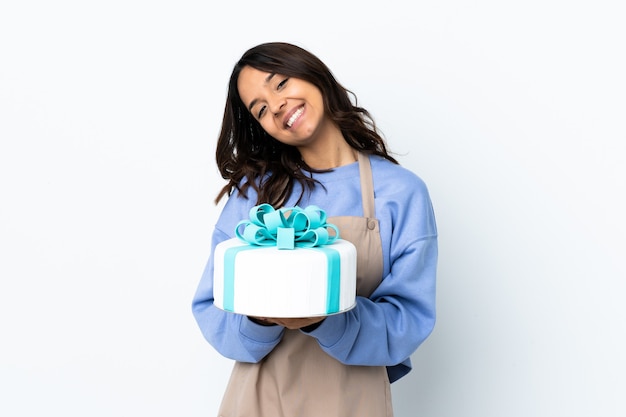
[192, 42, 438, 416]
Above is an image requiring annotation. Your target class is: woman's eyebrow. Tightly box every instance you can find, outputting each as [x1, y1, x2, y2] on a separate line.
[247, 73, 277, 112]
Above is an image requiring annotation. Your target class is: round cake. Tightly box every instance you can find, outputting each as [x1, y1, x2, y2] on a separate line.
[213, 237, 357, 318]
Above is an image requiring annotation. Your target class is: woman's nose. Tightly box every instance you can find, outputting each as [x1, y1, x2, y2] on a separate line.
[268, 97, 286, 116]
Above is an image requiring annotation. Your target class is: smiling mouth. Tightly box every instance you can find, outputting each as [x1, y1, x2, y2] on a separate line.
[286, 106, 304, 128]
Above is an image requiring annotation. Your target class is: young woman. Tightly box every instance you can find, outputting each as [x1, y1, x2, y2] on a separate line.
[192, 42, 438, 417]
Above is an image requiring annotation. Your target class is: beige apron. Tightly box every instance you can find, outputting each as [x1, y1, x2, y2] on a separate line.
[218, 153, 391, 417]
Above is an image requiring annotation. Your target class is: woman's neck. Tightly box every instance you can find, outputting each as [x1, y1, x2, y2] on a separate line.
[300, 143, 357, 170]
[298, 122, 357, 170]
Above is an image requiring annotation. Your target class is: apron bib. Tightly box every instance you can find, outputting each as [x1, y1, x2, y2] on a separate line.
[218, 153, 391, 417]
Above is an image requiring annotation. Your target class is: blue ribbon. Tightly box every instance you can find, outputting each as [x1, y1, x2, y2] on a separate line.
[223, 204, 343, 314]
[234, 204, 340, 249]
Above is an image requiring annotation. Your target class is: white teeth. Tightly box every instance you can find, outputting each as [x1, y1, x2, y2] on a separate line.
[286, 107, 304, 128]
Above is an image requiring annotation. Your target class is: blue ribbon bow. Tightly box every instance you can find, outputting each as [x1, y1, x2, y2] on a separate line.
[235, 204, 340, 249]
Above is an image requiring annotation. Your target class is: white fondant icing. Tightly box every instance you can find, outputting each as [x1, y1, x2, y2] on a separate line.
[213, 238, 357, 317]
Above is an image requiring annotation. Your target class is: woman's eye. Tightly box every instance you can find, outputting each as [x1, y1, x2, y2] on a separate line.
[258, 105, 266, 119]
[277, 77, 289, 89]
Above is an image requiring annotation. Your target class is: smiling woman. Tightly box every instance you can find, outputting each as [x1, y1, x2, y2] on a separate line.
[191, 42, 438, 417]
[212, 42, 401, 208]
[236, 66, 330, 153]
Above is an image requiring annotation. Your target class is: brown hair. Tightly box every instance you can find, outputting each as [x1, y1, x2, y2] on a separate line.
[214, 42, 398, 206]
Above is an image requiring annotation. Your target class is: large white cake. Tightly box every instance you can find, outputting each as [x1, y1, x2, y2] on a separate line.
[213, 237, 357, 317]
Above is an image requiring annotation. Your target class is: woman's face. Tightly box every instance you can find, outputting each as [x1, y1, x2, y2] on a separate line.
[237, 66, 328, 148]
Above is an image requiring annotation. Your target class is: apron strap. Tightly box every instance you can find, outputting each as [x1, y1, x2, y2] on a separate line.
[358, 152, 375, 219]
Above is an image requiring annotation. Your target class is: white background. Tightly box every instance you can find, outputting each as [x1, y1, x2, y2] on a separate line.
[1, 1, 624, 416]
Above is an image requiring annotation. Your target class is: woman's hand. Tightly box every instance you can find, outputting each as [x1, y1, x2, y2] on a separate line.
[250, 316, 326, 330]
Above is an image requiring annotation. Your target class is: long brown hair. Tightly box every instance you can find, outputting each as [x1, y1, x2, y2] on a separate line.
[214, 42, 398, 206]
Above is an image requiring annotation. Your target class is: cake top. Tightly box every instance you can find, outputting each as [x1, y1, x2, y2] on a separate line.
[235, 204, 340, 250]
